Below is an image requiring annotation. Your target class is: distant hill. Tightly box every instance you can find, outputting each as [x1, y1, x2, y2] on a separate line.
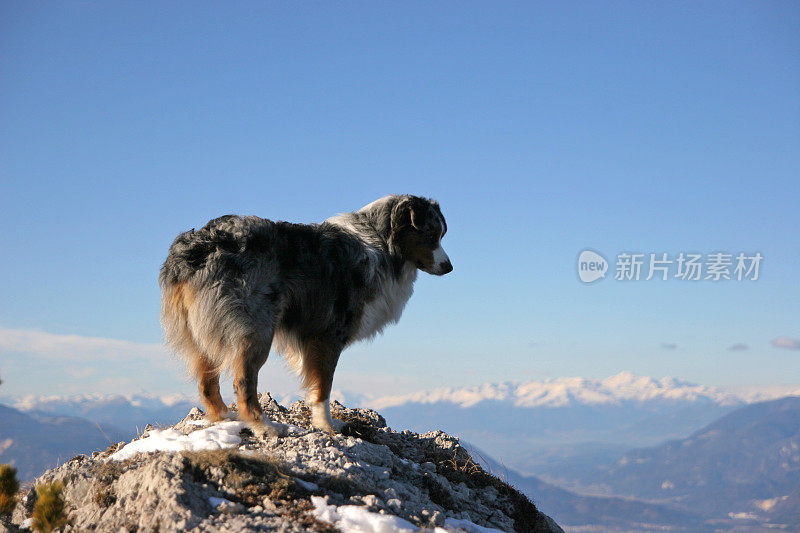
[0, 403, 127, 481]
[2, 393, 195, 482]
[567, 396, 800, 529]
[469, 448, 707, 532]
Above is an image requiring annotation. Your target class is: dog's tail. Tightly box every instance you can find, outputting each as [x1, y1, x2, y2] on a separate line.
[159, 229, 202, 288]
[159, 216, 260, 373]
[159, 229, 208, 365]
[159, 217, 245, 370]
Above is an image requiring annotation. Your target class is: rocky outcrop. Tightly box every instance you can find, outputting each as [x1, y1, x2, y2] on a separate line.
[8, 395, 562, 532]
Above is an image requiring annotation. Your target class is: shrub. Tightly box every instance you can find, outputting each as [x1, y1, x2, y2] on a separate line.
[0, 464, 19, 515]
[32, 482, 66, 533]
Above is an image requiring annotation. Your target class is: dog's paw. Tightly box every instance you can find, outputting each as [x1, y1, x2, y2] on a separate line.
[312, 418, 346, 435]
[252, 421, 289, 439]
[208, 411, 237, 423]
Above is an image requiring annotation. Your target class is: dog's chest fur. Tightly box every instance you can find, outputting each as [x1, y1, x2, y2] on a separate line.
[352, 262, 417, 343]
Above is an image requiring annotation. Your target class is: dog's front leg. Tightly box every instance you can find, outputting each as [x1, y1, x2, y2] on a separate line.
[301, 340, 346, 434]
[308, 397, 347, 434]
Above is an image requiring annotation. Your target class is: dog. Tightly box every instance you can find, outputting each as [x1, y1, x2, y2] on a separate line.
[159, 194, 452, 436]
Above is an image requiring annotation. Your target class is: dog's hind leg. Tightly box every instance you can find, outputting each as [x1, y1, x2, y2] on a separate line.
[162, 282, 230, 422]
[233, 333, 288, 438]
[300, 340, 345, 434]
[189, 353, 229, 422]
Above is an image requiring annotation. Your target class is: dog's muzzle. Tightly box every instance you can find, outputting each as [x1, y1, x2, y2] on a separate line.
[431, 246, 453, 275]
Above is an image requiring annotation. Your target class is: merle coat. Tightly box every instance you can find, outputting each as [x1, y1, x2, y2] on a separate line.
[159, 194, 451, 435]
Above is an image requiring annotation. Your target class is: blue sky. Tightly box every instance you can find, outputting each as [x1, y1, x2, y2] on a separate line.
[1, 2, 799, 399]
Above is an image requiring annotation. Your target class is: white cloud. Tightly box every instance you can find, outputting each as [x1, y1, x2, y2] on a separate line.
[725, 384, 800, 402]
[0, 327, 170, 364]
[0, 326, 421, 400]
[771, 337, 800, 350]
[0, 327, 185, 397]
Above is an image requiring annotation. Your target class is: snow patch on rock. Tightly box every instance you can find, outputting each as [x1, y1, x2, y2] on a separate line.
[109, 420, 245, 460]
[311, 495, 418, 532]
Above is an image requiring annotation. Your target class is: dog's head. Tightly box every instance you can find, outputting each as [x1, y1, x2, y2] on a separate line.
[389, 195, 452, 275]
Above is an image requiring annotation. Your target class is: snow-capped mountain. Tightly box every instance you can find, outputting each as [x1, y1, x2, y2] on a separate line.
[362, 372, 800, 477]
[8, 372, 795, 432]
[11, 391, 190, 412]
[370, 371, 754, 410]
[7, 393, 196, 434]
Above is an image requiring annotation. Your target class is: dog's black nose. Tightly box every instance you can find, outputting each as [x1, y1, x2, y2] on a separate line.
[439, 260, 453, 274]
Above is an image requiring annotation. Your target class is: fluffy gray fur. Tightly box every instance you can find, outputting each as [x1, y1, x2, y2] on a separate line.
[159, 194, 451, 435]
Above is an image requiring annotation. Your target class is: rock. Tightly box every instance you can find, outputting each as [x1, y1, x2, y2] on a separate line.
[10, 394, 563, 532]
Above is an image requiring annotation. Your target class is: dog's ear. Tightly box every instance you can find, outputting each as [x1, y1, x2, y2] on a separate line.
[389, 196, 418, 253]
[409, 199, 426, 230]
[431, 201, 446, 235]
[389, 197, 411, 247]
[391, 196, 426, 233]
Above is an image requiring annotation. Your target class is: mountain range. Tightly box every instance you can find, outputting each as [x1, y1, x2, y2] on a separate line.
[7, 392, 196, 434]
[371, 371, 747, 409]
[0, 404, 126, 481]
[3, 372, 799, 530]
[370, 372, 794, 476]
[6, 372, 798, 478]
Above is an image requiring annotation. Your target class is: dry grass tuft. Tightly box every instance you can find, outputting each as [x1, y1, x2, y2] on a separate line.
[0, 464, 20, 516]
[32, 481, 67, 533]
[428, 447, 549, 532]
